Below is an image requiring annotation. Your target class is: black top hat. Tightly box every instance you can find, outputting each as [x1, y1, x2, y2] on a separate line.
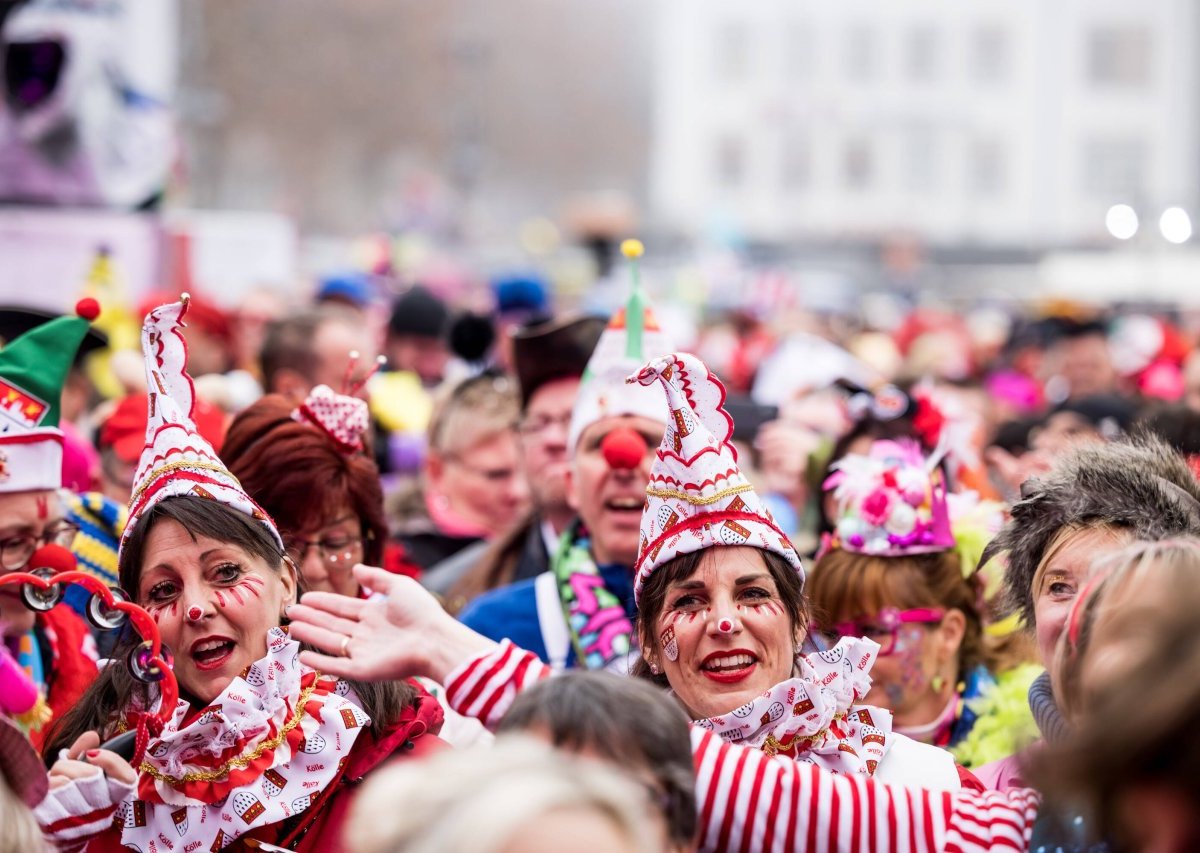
[512, 314, 606, 409]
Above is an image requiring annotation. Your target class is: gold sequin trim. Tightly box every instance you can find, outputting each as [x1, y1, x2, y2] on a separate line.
[761, 712, 848, 757]
[644, 483, 753, 506]
[138, 680, 317, 785]
[129, 459, 241, 505]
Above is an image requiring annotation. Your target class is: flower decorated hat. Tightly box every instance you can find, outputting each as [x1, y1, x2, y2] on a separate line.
[630, 352, 803, 602]
[822, 439, 954, 557]
[123, 296, 282, 551]
[0, 299, 100, 492]
[567, 239, 671, 452]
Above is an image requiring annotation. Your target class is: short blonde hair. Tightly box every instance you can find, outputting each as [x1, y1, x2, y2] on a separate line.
[427, 373, 520, 456]
[345, 736, 661, 853]
[0, 778, 44, 853]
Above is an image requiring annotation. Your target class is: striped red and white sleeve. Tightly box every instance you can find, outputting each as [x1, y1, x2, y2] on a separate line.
[691, 728, 1040, 853]
[33, 769, 135, 850]
[444, 639, 552, 728]
[442, 641, 1041, 853]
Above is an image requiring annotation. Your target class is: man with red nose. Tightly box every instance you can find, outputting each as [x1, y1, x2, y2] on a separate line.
[459, 259, 670, 672]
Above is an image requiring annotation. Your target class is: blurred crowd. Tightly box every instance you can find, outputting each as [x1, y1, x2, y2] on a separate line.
[4, 240, 1200, 852]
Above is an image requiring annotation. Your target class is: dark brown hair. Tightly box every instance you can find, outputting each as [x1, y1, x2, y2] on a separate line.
[499, 671, 697, 847]
[807, 548, 992, 678]
[222, 394, 386, 566]
[630, 547, 808, 686]
[43, 496, 413, 762]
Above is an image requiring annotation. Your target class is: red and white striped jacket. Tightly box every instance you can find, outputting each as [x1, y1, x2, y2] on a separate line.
[446, 640, 1040, 853]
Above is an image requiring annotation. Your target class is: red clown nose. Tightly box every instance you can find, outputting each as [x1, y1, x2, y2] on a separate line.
[601, 427, 649, 470]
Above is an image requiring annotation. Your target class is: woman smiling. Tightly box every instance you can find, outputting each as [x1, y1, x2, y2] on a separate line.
[36, 298, 444, 851]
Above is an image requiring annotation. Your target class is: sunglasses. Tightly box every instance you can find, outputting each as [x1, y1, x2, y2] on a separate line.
[819, 606, 945, 656]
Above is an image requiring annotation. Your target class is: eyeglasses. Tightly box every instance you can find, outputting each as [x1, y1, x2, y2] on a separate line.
[283, 534, 366, 570]
[817, 606, 945, 656]
[0, 522, 80, 571]
[517, 412, 572, 439]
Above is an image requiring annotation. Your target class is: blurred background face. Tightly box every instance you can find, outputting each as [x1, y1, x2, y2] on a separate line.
[0, 490, 69, 637]
[1054, 335, 1116, 399]
[386, 335, 448, 387]
[311, 319, 378, 400]
[519, 376, 579, 514]
[282, 509, 365, 597]
[568, 415, 663, 567]
[430, 429, 530, 536]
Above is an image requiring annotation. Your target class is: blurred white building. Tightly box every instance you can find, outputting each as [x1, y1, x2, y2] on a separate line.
[650, 0, 1200, 249]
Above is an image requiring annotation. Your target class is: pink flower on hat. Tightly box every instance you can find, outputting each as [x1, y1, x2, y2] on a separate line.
[860, 488, 894, 526]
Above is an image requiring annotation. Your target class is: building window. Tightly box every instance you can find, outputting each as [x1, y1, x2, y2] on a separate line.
[903, 127, 938, 193]
[906, 25, 938, 82]
[1082, 137, 1146, 200]
[715, 135, 746, 189]
[715, 21, 750, 83]
[781, 131, 811, 190]
[1087, 26, 1151, 87]
[843, 138, 873, 189]
[845, 24, 876, 82]
[972, 25, 1008, 83]
[786, 21, 816, 80]
[968, 138, 1006, 197]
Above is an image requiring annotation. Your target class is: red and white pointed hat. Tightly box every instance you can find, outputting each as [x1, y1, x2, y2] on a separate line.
[629, 352, 803, 603]
[122, 296, 282, 551]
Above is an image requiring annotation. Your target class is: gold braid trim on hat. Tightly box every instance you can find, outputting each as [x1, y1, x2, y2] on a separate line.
[138, 680, 318, 785]
[644, 483, 754, 506]
[129, 459, 243, 506]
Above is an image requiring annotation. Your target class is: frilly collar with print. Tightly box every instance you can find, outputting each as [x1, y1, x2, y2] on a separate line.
[693, 637, 895, 777]
[116, 627, 371, 850]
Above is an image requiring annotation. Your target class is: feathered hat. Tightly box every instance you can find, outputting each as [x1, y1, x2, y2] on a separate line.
[0, 299, 100, 492]
[122, 296, 282, 551]
[822, 439, 955, 557]
[630, 352, 803, 602]
[567, 239, 670, 452]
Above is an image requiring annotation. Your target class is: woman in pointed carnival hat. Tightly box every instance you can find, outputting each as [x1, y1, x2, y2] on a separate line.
[285, 244, 1044, 851]
[36, 295, 447, 852]
[0, 299, 102, 750]
[807, 438, 1041, 771]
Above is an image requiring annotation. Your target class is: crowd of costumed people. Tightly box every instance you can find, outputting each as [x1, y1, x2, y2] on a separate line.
[3, 239, 1200, 851]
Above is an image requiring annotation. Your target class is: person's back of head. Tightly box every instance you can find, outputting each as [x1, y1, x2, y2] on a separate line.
[498, 670, 697, 849]
[1032, 538, 1200, 849]
[345, 736, 663, 853]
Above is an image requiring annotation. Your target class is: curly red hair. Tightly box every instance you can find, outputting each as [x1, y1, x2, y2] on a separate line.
[221, 394, 386, 566]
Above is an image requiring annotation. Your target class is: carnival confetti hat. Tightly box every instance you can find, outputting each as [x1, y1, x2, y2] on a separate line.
[630, 352, 803, 602]
[122, 296, 282, 551]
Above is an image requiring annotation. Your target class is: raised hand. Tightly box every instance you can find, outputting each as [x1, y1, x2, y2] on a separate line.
[288, 564, 495, 684]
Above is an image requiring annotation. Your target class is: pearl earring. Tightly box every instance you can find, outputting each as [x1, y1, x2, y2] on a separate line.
[649, 662, 660, 675]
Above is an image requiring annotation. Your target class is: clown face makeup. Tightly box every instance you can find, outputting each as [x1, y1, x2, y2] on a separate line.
[137, 519, 296, 705]
[651, 547, 799, 720]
